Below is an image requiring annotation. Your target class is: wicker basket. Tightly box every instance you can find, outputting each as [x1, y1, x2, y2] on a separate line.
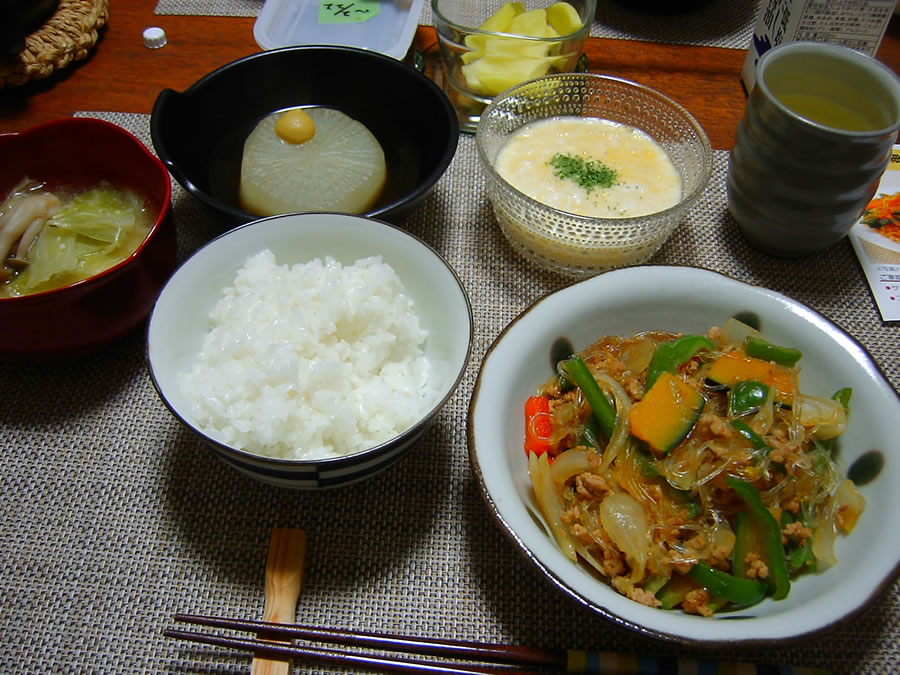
[0, 0, 109, 88]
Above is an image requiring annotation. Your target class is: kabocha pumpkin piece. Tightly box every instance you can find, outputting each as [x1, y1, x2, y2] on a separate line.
[628, 371, 705, 455]
[706, 351, 796, 404]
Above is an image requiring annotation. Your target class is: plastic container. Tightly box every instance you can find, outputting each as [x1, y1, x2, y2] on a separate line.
[254, 0, 425, 60]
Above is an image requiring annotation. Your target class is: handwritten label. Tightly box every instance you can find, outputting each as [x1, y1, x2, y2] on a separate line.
[319, 1, 380, 24]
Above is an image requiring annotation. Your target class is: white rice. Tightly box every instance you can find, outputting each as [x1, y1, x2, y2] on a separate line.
[178, 249, 436, 460]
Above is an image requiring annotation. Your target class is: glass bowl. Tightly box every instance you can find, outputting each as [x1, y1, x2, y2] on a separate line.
[432, 0, 596, 133]
[476, 73, 713, 276]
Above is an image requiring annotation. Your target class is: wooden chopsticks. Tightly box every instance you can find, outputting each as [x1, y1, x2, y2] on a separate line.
[164, 613, 831, 674]
[167, 613, 561, 674]
[251, 528, 306, 675]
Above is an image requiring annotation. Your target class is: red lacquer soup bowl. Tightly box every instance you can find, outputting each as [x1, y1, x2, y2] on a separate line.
[0, 118, 176, 359]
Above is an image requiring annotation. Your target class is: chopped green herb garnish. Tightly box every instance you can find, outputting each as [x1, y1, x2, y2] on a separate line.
[548, 153, 618, 192]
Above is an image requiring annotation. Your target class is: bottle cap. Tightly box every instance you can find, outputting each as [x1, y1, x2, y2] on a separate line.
[143, 27, 167, 49]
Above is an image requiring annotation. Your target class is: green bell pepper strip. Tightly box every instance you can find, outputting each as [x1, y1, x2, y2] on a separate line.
[559, 357, 617, 441]
[726, 476, 791, 600]
[781, 511, 817, 574]
[635, 445, 661, 478]
[687, 562, 768, 607]
[728, 379, 770, 416]
[743, 336, 802, 367]
[655, 573, 698, 610]
[575, 416, 603, 450]
[645, 335, 715, 391]
[832, 387, 852, 410]
[729, 419, 768, 451]
[731, 511, 755, 579]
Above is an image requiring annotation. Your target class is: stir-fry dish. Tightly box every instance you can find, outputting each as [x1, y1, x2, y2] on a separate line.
[525, 318, 865, 616]
[862, 191, 900, 244]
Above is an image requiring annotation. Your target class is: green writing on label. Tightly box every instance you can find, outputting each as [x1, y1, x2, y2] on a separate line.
[319, 1, 381, 24]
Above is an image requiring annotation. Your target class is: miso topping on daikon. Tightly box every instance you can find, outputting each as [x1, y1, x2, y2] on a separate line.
[239, 107, 386, 217]
[274, 108, 317, 144]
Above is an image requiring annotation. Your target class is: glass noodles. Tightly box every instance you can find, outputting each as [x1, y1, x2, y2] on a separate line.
[525, 318, 865, 616]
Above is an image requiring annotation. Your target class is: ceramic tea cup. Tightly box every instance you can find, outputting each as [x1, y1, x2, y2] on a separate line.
[727, 41, 900, 257]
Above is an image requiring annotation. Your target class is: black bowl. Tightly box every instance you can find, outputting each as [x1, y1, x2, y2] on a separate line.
[150, 45, 459, 230]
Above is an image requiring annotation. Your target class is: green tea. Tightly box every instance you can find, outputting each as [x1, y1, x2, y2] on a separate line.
[776, 91, 882, 132]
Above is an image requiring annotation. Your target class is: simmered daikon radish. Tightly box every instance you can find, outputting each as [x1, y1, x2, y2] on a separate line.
[239, 107, 386, 217]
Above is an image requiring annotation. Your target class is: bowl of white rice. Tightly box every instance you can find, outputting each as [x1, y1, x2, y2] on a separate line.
[146, 212, 472, 488]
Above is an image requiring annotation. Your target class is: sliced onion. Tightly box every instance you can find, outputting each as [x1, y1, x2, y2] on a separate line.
[529, 451, 576, 560]
[749, 384, 776, 437]
[796, 394, 848, 440]
[705, 517, 736, 560]
[549, 447, 599, 486]
[598, 491, 651, 582]
[833, 477, 866, 533]
[812, 491, 841, 567]
[619, 337, 656, 374]
[594, 373, 632, 472]
[720, 317, 763, 348]
[811, 516, 838, 567]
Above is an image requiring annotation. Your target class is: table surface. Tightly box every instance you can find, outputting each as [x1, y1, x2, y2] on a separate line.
[1, 5, 898, 149]
[2, 3, 900, 675]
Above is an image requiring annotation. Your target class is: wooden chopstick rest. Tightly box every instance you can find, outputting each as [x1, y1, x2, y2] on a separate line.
[251, 528, 307, 675]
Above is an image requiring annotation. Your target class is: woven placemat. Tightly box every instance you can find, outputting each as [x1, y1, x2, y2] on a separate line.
[0, 111, 897, 674]
[154, 0, 759, 50]
[0, 0, 109, 88]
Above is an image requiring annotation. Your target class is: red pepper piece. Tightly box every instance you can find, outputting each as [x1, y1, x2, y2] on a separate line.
[524, 395, 553, 456]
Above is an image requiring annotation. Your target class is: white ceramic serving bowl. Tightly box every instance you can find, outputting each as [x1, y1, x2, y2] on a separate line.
[468, 265, 899, 646]
[147, 212, 472, 489]
[476, 74, 712, 276]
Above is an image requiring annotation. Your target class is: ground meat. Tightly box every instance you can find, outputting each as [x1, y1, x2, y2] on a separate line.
[582, 350, 626, 379]
[570, 523, 593, 546]
[686, 533, 707, 551]
[743, 552, 769, 579]
[683, 358, 701, 376]
[666, 548, 694, 575]
[709, 544, 732, 567]
[575, 472, 609, 499]
[629, 586, 663, 608]
[782, 497, 801, 514]
[783, 521, 813, 545]
[561, 505, 581, 527]
[623, 374, 643, 400]
[697, 412, 734, 440]
[682, 588, 714, 617]
[766, 432, 804, 474]
[602, 548, 627, 577]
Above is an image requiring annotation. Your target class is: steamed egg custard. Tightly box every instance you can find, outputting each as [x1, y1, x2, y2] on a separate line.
[495, 116, 681, 218]
[239, 107, 386, 217]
